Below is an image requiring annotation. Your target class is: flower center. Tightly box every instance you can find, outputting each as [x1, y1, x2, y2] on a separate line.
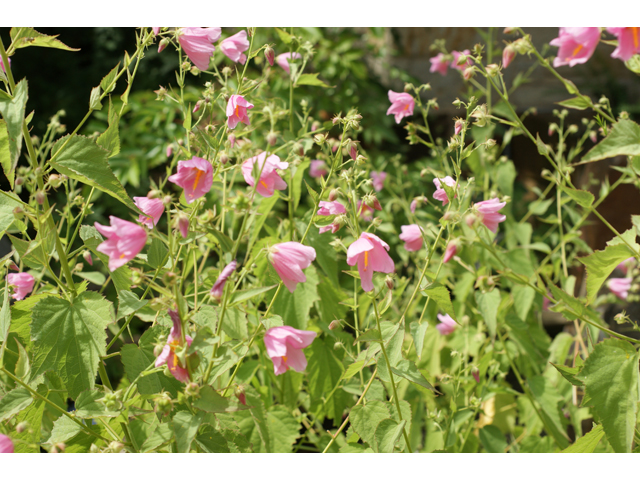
[364, 250, 369, 271]
[570, 44, 583, 58]
[282, 355, 288, 363]
[260, 180, 268, 189]
[403, 103, 410, 110]
[119, 253, 125, 259]
[633, 27, 639, 50]
[235, 105, 240, 117]
[193, 169, 203, 191]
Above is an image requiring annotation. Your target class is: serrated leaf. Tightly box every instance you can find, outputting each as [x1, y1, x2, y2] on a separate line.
[0, 388, 33, 421]
[275, 28, 293, 44]
[74, 389, 120, 418]
[583, 119, 640, 163]
[536, 132, 548, 155]
[0, 120, 15, 186]
[116, 290, 148, 320]
[292, 160, 309, 209]
[409, 321, 429, 360]
[349, 400, 391, 447]
[89, 86, 102, 110]
[341, 360, 366, 380]
[14, 338, 30, 381]
[47, 415, 84, 445]
[556, 96, 592, 110]
[228, 284, 277, 307]
[578, 243, 637, 305]
[551, 363, 583, 386]
[479, 425, 508, 453]
[390, 359, 436, 392]
[421, 283, 456, 321]
[96, 98, 120, 157]
[100, 62, 120, 94]
[0, 80, 28, 187]
[206, 226, 234, 252]
[267, 405, 300, 453]
[173, 411, 204, 453]
[194, 385, 250, 413]
[475, 288, 500, 337]
[248, 192, 280, 251]
[559, 185, 594, 208]
[561, 424, 605, 453]
[0, 278, 10, 344]
[10, 27, 79, 52]
[306, 336, 347, 424]
[147, 237, 168, 269]
[296, 73, 330, 88]
[375, 418, 406, 453]
[528, 375, 570, 449]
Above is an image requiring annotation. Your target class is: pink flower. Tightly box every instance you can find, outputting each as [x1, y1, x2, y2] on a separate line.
[276, 52, 302, 74]
[410, 197, 421, 214]
[454, 119, 464, 136]
[370, 171, 387, 192]
[226, 94, 254, 130]
[0, 56, 10, 73]
[177, 214, 189, 239]
[607, 28, 640, 61]
[433, 176, 457, 205]
[608, 277, 632, 300]
[399, 225, 423, 252]
[347, 232, 395, 292]
[263, 326, 316, 375]
[503, 44, 516, 68]
[429, 53, 449, 75]
[310, 160, 328, 178]
[220, 30, 250, 64]
[241, 152, 289, 197]
[475, 198, 507, 233]
[318, 201, 346, 216]
[155, 309, 193, 383]
[134, 196, 165, 229]
[443, 242, 457, 263]
[451, 50, 473, 71]
[168, 156, 213, 204]
[178, 27, 221, 71]
[166, 145, 173, 157]
[211, 260, 237, 300]
[7, 272, 34, 301]
[386, 90, 414, 124]
[357, 201, 374, 221]
[268, 242, 316, 293]
[550, 28, 600, 67]
[0, 434, 14, 453]
[152, 27, 161, 36]
[94, 216, 147, 272]
[472, 370, 480, 383]
[616, 257, 635, 274]
[436, 313, 457, 335]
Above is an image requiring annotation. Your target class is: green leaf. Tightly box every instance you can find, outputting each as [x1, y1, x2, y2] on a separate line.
[116, 290, 148, 320]
[578, 243, 637, 305]
[296, 73, 330, 88]
[267, 405, 300, 453]
[551, 363, 583, 387]
[0, 120, 14, 186]
[375, 418, 406, 453]
[340, 443, 374, 453]
[194, 385, 249, 413]
[147, 237, 168, 269]
[173, 411, 204, 453]
[221, 307, 247, 340]
[577, 339, 640, 452]
[556, 96, 592, 110]
[74, 271, 106, 286]
[271, 264, 319, 330]
[205, 226, 234, 252]
[527, 375, 570, 449]
[583, 119, 640, 163]
[0, 387, 33, 421]
[561, 424, 605, 453]
[50, 134, 137, 211]
[195, 425, 230, 453]
[390, 359, 436, 392]
[0, 279, 10, 345]
[349, 400, 391, 447]
[89, 86, 102, 111]
[421, 283, 456, 321]
[14, 338, 30, 381]
[559, 185, 594, 208]
[536, 133, 548, 156]
[292, 160, 309, 209]
[307, 227, 339, 284]
[248, 192, 280, 251]
[47, 415, 83, 444]
[475, 289, 500, 337]
[228, 284, 277, 307]
[74, 389, 120, 418]
[140, 422, 173, 452]
[0, 80, 28, 188]
[512, 285, 535, 321]
[96, 98, 120, 157]
[306, 336, 347, 424]
[409, 321, 429, 360]
[30, 292, 114, 399]
[10, 27, 79, 51]
[341, 360, 366, 380]
[100, 62, 120, 94]
[275, 28, 293, 44]
[479, 425, 508, 453]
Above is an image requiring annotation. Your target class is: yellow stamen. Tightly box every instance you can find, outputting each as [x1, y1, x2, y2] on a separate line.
[193, 169, 203, 191]
[571, 44, 583, 58]
[260, 180, 268, 189]
[632, 27, 639, 50]
[364, 251, 369, 271]
[283, 355, 288, 364]
[119, 253, 125, 259]
[403, 103, 409, 110]
[235, 105, 240, 117]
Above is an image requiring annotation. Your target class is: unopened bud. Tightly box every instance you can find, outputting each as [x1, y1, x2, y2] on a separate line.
[109, 441, 124, 453]
[266, 131, 278, 146]
[35, 191, 45, 205]
[185, 382, 200, 398]
[147, 189, 162, 199]
[16, 421, 29, 434]
[442, 211, 455, 222]
[293, 142, 304, 156]
[90, 444, 101, 453]
[465, 213, 477, 228]
[328, 189, 339, 202]
[47, 174, 63, 188]
[363, 194, 382, 211]
[219, 151, 230, 165]
[372, 217, 383, 227]
[385, 276, 394, 290]
[355, 155, 367, 166]
[264, 45, 275, 66]
[158, 38, 169, 53]
[163, 271, 178, 287]
[484, 138, 497, 149]
[228, 134, 236, 149]
[190, 66, 201, 76]
[51, 443, 66, 453]
[502, 44, 516, 68]
[193, 100, 202, 114]
[166, 145, 173, 157]
[346, 140, 358, 161]
[485, 64, 499, 77]
[589, 131, 597, 143]
[314, 133, 327, 145]
[328, 320, 341, 330]
[454, 118, 464, 136]
[463, 66, 475, 81]
[236, 385, 246, 405]
[15, 177, 24, 186]
[221, 66, 232, 77]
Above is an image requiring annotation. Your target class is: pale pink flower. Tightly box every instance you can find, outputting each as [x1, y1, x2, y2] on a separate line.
[399, 225, 423, 252]
[7, 272, 34, 301]
[242, 152, 289, 197]
[319, 223, 341, 235]
[94, 217, 147, 272]
[357, 201, 374, 221]
[134, 196, 165, 229]
[178, 27, 221, 71]
[166, 145, 173, 157]
[502, 44, 516, 68]
[443, 242, 457, 263]
[475, 198, 507, 233]
[211, 260, 237, 300]
[155, 309, 193, 383]
[370, 171, 387, 192]
[616, 257, 635, 275]
[220, 30, 250, 64]
[451, 50, 473, 71]
[226, 94, 254, 130]
[433, 176, 457, 205]
[347, 232, 395, 292]
[386, 90, 415, 124]
[177, 214, 189, 239]
[268, 242, 316, 293]
[310, 160, 328, 178]
[317, 201, 346, 216]
[168, 156, 213, 204]
[607, 28, 640, 61]
[550, 28, 600, 67]
[276, 52, 302, 74]
[429, 53, 449, 75]
[0, 434, 14, 453]
[436, 313, 457, 335]
[410, 197, 421, 214]
[263, 326, 316, 375]
[608, 277, 632, 300]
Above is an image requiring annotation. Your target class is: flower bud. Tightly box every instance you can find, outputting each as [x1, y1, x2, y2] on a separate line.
[485, 64, 500, 77]
[35, 191, 45, 205]
[236, 385, 247, 405]
[355, 155, 367, 166]
[176, 213, 189, 238]
[589, 131, 597, 143]
[266, 131, 278, 146]
[219, 151, 230, 165]
[502, 44, 516, 68]
[328, 189, 339, 202]
[190, 66, 201, 76]
[385, 276, 394, 290]
[90, 444, 101, 453]
[465, 213, 477, 228]
[12, 206, 23, 218]
[313, 133, 327, 145]
[158, 38, 169, 53]
[185, 382, 200, 398]
[15, 177, 23, 186]
[454, 118, 464, 136]
[16, 421, 29, 434]
[193, 100, 202, 114]
[503, 27, 516, 34]
[221, 66, 232, 77]
[147, 189, 162, 199]
[163, 271, 178, 287]
[346, 140, 358, 161]
[328, 320, 341, 330]
[293, 142, 304, 156]
[51, 443, 66, 453]
[363, 193, 382, 211]
[463, 66, 475, 81]
[228, 134, 236, 149]
[372, 217, 383, 227]
[311, 121, 321, 132]
[166, 145, 173, 157]
[47, 174, 63, 188]
[109, 442, 124, 453]
[264, 45, 275, 66]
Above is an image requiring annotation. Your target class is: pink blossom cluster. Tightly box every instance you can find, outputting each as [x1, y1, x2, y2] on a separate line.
[429, 50, 473, 76]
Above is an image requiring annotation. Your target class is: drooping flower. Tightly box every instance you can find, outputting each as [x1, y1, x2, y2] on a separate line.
[451, 50, 473, 71]
[226, 94, 254, 130]
[370, 171, 387, 192]
[268, 242, 316, 293]
[94, 217, 147, 272]
[134, 196, 165, 229]
[436, 313, 457, 335]
[607, 28, 640, 61]
[7, 272, 34, 301]
[0, 434, 14, 453]
[502, 44, 516, 68]
[433, 176, 457, 206]
[317, 201, 346, 216]
[410, 197, 423, 214]
[550, 28, 600, 67]
[242, 152, 289, 197]
[220, 30, 250, 64]
[399, 225, 423, 252]
[168, 156, 213, 204]
[276, 52, 302, 74]
[263, 325, 316, 375]
[443, 242, 458, 263]
[155, 309, 193, 383]
[608, 277, 632, 300]
[616, 257, 635, 275]
[386, 90, 415, 124]
[429, 53, 449, 75]
[347, 232, 395, 292]
[210, 260, 237, 300]
[475, 198, 507, 233]
[310, 160, 328, 178]
[178, 27, 221, 71]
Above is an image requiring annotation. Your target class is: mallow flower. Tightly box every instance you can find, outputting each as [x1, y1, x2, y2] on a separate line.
[211, 260, 237, 300]
[608, 277, 632, 300]
[178, 27, 221, 71]
[94, 216, 147, 272]
[155, 309, 193, 383]
[7, 272, 35, 301]
[370, 171, 387, 192]
[310, 160, 328, 178]
[226, 94, 254, 129]
[436, 313, 457, 335]
[134, 196, 165, 229]
[399, 225, 424, 252]
[475, 198, 507, 233]
[242, 152, 289, 197]
[607, 28, 640, 61]
[276, 52, 302, 74]
[386, 90, 415, 124]
[429, 53, 449, 75]
[263, 325, 316, 375]
[317, 200, 346, 216]
[347, 232, 395, 292]
[0, 434, 14, 453]
[451, 50, 473, 71]
[168, 156, 213, 204]
[550, 28, 600, 67]
[433, 176, 457, 206]
[268, 242, 317, 293]
[220, 30, 250, 64]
